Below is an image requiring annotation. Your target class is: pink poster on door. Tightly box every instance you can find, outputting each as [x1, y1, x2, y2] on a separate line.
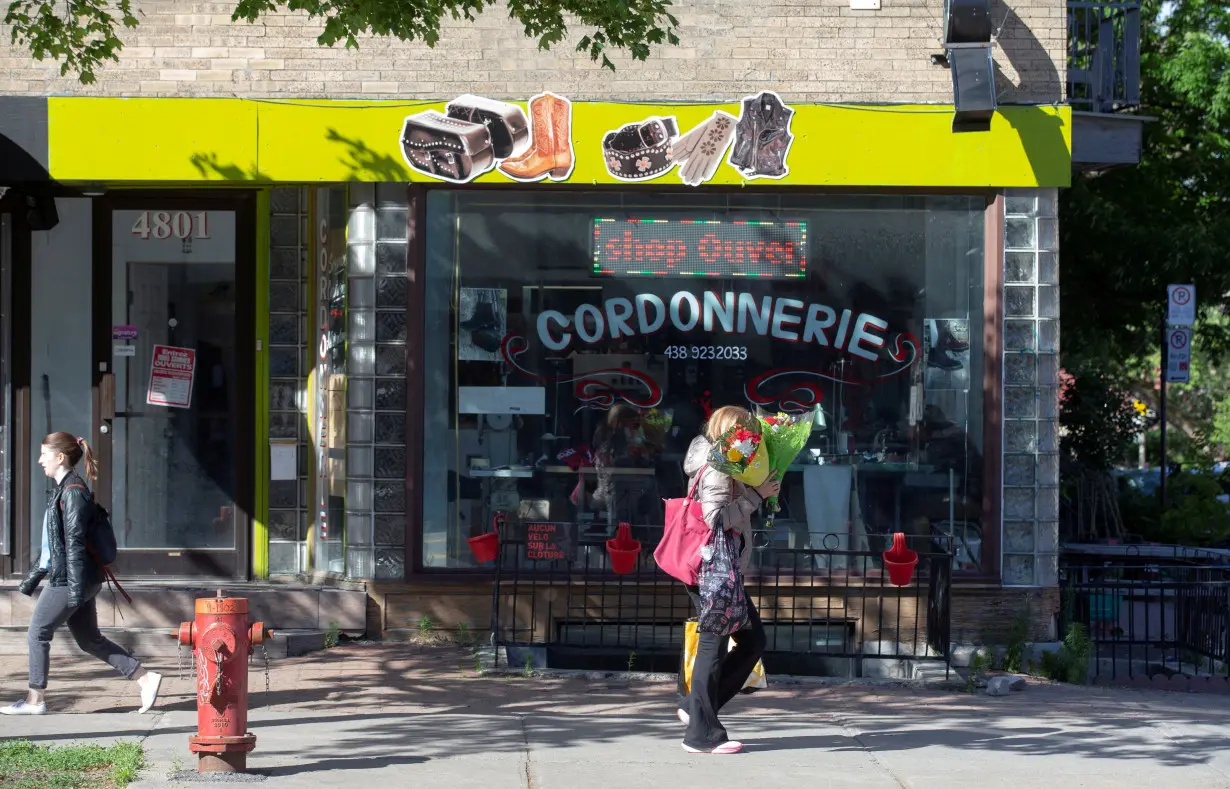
[147, 345, 196, 408]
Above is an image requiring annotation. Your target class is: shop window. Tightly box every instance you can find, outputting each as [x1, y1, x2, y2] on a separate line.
[423, 191, 985, 574]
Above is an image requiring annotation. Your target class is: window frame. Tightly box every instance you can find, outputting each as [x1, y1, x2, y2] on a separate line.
[403, 184, 1004, 585]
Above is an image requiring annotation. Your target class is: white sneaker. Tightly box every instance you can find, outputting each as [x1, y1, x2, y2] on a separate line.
[0, 699, 46, 715]
[138, 672, 162, 714]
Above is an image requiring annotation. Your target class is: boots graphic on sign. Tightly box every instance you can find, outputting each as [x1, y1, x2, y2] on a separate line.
[399, 93, 574, 184]
[499, 93, 575, 182]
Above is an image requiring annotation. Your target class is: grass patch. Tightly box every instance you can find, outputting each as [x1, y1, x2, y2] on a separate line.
[0, 739, 144, 788]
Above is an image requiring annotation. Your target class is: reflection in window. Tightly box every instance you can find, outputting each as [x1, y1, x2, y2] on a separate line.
[423, 192, 985, 574]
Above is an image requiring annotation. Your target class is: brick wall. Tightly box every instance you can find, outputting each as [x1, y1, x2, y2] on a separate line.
[0, 0, 1064, 104]
[950, 586, 1061, 644]
[373, 581, 1060, 647]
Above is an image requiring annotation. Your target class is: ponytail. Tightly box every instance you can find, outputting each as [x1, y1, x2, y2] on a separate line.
[77, 438, 98, 485]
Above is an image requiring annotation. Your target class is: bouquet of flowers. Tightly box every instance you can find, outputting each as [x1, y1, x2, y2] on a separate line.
[707, 423, 771, 488]
[755, 409, 815, 515]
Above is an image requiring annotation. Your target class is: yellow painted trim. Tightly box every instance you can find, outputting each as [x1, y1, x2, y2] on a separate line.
[47, 98, 1071, 188]
[253, 189, 271, 580]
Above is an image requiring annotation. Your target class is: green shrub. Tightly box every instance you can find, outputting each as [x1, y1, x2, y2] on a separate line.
[1038, 622, 1094, 684]
[1119, 469, 1230, 547]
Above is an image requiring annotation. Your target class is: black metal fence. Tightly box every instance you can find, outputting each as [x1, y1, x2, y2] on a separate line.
[1067, 1, 1142, 112]
[489, 532, 953, 679]
[1060, 563, 1230, 691]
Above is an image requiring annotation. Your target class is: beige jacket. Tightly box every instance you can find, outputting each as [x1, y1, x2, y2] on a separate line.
[682, 436, 762, 573]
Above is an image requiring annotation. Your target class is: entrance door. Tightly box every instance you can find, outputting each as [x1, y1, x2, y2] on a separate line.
[96, 196, 254, 578]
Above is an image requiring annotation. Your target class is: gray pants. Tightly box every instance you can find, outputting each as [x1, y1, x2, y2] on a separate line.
[28, 583, 141, 690]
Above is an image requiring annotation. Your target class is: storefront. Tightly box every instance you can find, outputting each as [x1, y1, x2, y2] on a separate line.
[0, 92, 1069, 650]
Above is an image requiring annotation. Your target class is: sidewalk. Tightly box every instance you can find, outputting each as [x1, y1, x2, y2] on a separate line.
[2, 644, 1229, 788]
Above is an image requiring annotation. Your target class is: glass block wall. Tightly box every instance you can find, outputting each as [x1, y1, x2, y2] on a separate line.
[267, 188, 311, 575]
[1001, 188, 1061, 588]
[344, 184, 409, 581]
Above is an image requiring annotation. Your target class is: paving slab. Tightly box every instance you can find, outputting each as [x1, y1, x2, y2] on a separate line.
[0, 644, 1228, 789]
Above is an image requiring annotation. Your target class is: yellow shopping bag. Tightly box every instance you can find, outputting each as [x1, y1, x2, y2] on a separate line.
[680, 619, 767, 695]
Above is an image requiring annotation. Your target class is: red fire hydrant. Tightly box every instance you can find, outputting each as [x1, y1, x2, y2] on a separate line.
[176, 590, 270, 773]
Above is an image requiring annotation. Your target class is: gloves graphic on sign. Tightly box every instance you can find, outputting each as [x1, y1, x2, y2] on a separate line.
[674, 111, 737, 187]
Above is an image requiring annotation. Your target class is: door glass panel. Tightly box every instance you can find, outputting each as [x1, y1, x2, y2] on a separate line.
[0, 213, 10, 556]
[29, 198, 92, 560]
[111, 210, 238, 550]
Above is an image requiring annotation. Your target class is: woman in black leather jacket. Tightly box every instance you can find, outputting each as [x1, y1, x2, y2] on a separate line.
[1, 432, 161, 716]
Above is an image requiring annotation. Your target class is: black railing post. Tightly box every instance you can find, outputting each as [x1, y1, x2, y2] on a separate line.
[1066, 1, 1142, 112]
[490, 541, 504, 667]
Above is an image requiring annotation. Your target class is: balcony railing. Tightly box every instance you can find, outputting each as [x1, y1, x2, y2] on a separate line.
[1068, 1, 1142, 112]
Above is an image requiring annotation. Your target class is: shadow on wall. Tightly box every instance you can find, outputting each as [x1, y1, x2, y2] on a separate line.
[993, 0, 1064, 106]
[0, 133, 51, 182]
[1003, 108, 1071, 187]
[190, 127, 411, 182]
[990, 2, 1070, 185]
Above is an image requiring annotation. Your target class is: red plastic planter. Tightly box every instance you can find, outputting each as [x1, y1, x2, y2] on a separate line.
[882, 532, 918, 586]
[606, 522, 642, 575]
[467, 533, 499, 563]
[467, 513, 506, 564]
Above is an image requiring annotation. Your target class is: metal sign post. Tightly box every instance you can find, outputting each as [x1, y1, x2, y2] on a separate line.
[1160, 315, 1167, 511]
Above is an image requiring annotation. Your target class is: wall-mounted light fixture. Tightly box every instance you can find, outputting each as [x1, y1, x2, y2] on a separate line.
[943, 0, 996, 133]
[23, 191, 59, 231]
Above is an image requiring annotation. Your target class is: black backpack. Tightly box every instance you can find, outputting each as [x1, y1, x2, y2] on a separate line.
[61, 484, 130, 607]
[88, 500, 119, 566]
[62, 483, 118, 566]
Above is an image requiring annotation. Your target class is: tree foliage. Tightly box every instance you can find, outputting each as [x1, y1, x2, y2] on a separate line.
[1059, 372, 1139, 472]
[1061, 0, 1230, 467]
[5, 0, 680, 84]
[1061, 0, 1230, 371]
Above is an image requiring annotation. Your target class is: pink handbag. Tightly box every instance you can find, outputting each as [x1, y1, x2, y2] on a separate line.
[654, 468, 713, 586]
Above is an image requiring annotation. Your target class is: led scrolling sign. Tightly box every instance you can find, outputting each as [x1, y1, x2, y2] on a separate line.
[591, 218, 807, 280]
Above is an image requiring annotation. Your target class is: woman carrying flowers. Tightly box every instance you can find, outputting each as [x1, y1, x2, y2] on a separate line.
[677, 405, 778, 754]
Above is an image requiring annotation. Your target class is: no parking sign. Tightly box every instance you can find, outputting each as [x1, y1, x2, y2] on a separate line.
[1166, 328, 1191, 383]
[1167, 284, 1196, 327]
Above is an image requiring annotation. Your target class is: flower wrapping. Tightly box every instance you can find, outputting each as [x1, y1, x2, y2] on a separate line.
[707, 423, 770, 488]
[755, 409, 815, 513]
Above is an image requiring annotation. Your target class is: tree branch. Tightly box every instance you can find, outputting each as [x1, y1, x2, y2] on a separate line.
[7, 0, 680, 83]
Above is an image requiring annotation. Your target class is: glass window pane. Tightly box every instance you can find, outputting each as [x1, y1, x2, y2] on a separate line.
[421, 191, 986, 574]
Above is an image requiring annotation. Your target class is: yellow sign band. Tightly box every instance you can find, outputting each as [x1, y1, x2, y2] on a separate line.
[48, 97, 1070, 187]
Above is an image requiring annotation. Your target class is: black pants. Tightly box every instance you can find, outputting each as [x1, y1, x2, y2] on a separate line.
[28, 583, 142, 690]
[682, 584, 767, 750]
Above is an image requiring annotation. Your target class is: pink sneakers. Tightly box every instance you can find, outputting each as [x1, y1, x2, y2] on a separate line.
[681, 741, 743, 754]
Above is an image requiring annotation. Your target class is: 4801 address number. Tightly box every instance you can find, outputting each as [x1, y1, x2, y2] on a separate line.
[663, 345, 748, 360]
